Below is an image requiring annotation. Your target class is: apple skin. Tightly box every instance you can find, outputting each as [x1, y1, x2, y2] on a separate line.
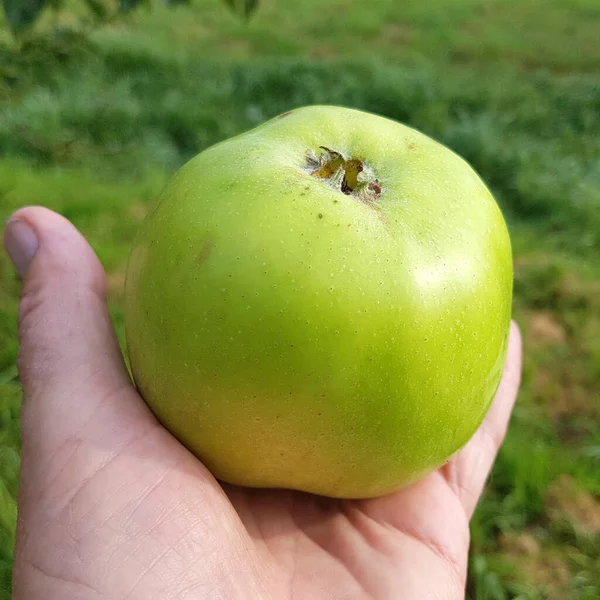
[124, 105, 512, 499]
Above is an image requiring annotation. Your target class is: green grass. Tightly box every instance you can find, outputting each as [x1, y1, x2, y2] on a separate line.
[1, 1, 600, 598]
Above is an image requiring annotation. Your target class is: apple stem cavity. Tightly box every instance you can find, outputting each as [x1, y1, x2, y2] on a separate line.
[306, 147, 382, 203]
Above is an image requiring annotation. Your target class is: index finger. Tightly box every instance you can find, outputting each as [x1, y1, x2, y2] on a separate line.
[441, 321, 523, 518]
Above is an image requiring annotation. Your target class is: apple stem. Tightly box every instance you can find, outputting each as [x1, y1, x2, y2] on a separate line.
[306, 147, 382, 203]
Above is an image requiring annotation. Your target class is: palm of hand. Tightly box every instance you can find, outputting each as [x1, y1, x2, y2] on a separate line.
[16, 378, 515, 600]
[226, 472, 469, 599]
[7, 208, 521, 600]
[17, 394, 468, 600]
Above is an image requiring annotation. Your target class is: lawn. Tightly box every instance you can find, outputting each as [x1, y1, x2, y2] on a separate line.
[1, 0, 599, 598]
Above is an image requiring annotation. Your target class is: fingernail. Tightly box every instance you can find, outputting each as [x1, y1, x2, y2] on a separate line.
[4, 218, 39, 277]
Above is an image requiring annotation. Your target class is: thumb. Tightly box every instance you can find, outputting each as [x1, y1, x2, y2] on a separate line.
[3, 207, 155, 468]
[6, 210, 252, 600]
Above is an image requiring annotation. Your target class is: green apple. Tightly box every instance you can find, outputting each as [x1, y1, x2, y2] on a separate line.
[124, 105, 512, 499]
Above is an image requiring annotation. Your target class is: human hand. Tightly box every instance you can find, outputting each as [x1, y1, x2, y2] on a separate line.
[5, 207, 522, 600]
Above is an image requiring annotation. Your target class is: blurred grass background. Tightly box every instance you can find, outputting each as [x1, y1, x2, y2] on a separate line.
[0, 0, 599, 598]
